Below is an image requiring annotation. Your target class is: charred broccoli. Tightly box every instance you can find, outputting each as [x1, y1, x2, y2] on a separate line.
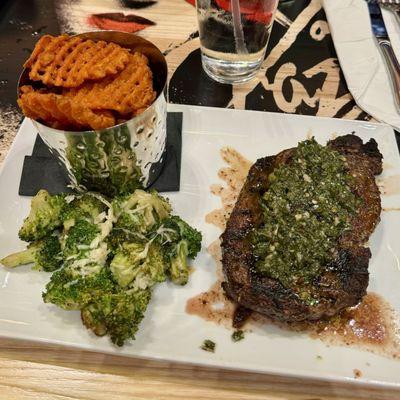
[62, 219, 101, 260]
[3, 186, 203, 346]
[61, 193, 108, 231]
[81, 288, 151, 346]
[169, 241, 191, 285]
[0, 234, 62, 271]
[43, 266, 115, 310]
[60, 193, 114, 270]
[112, 189, 171, 234]
[19, 190, 66, 242]
[110, 241, 166, 289]
[42, 193, 115, 310]
[109, 214, 202, 287]
[160, 216, 202, 285]
[107, 228, 134, 256]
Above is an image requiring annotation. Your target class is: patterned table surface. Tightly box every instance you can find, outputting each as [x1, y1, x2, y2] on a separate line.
[0, 1, 397, 399]
[0, 0, 373, 164]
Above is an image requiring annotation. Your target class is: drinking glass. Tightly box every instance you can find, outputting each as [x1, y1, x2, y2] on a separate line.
[196, 0, 279, 84]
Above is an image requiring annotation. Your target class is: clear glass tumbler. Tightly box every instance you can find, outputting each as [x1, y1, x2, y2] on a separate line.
[196, 0, 279, 84]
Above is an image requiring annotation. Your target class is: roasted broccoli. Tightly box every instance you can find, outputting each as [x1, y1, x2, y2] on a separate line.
[168, 241, 191, 285]
[60, 193, 114, 269]
[4, 184, 203, 346]
[110, 215, 202, 287]
[0, 234, 62, 271]
[110, 241, 147, 287]
[106, 228, 135, 256]
[81, 288, 151, 346]
[43, 266, 115, 310]
[61, 193, 108, 231]
[112, 189, 171, 234]
[62, 219, 101, 260]
[110, 241, 166, 289]
[160, 216, 202, 285]
[19, 190, 66, 242]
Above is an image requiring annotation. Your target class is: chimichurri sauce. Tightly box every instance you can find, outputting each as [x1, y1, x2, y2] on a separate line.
[252, 139, 360, 290]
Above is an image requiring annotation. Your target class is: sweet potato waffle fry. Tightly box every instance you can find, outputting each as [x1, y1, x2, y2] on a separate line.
[25, 34, 131, 88]
[69, 53, 156, 116]
[18, 85, 116, 130]
[18, 34, 157, 131]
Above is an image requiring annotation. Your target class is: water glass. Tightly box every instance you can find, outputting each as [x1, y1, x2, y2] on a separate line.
[196, 0, 279, 84]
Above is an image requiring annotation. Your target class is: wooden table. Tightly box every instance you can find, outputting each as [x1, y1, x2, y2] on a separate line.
[0, 0, 398, 398]
[0, 338, 398, 400]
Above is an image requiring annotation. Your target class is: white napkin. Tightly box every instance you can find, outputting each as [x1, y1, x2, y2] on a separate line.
[322, 0, 400, 131]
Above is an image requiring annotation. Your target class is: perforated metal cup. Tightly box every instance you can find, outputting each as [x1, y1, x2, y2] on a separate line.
[18, 31, 168, 197]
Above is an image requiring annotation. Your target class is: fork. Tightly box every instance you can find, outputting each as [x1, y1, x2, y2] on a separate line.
[378, 0, 400, 25]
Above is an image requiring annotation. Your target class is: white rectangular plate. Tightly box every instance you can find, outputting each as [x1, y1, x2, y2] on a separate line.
[1, 104, 400, 388]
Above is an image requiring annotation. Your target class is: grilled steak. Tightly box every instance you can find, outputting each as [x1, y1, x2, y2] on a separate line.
[221, 135, 382, 326]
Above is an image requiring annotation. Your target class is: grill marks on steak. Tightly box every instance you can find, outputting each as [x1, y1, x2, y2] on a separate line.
[221, 135, 383, 325]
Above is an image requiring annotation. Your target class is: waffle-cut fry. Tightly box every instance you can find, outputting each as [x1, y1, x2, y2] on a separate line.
[24, 35, 55, 68]
[70, 103, 116, 131]
[18, 85, 116, 130]
[70, 52, 156, 116]
[19, 35, 157, 131]
[26, 34, 131, 88]
[18, 86, 59, 125]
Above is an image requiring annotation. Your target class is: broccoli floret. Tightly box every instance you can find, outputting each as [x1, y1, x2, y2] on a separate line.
[19, 190, 66, 242]
[1, 235, 62, 271]
[1, 247, 35, 268]
[169, 241, 191, 285]
[43, 192, 115, 311]
[110, 241, 147, 287]
[81, 289, 151, 346]
[62, 219, 101, 260]
[141, 243, 166, 285]
[114, 211, 146, 234]
[162, 216, 202, 258]
[106, 225, 149, 256]
[43, 266, 115, 310]
[106, 228, 135, 256]
[113, 189, 171, 234]
[7, 184, 202, 346]
[110, 241, 166, 289]
[35, 235, 62, 271]
[60, 193, 114, 266]
[159, 216, 202, 285]
[61, 193, 108, 231]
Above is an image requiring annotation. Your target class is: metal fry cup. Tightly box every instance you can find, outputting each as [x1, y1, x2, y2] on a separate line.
[18, 31, 168, 197]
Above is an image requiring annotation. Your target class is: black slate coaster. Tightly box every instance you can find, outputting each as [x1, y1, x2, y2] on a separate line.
[19, 156, 73, 196]
[149, 112, 182, 192]
[31, 134, 53, 158]
[19, 112, 183, 196]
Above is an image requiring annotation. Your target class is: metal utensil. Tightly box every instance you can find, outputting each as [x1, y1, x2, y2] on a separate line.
[367, 2, 400, 110]
[377, 0, 400, 25]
